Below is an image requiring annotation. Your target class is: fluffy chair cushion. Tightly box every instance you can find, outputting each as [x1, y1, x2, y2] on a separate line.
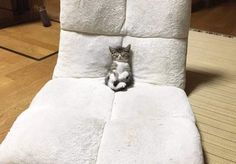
[121, 0, 191, 38]
[0, 78, 114, 163]
[53, 30, 122, 78]
[97, 119, 203, 164]
[60, 0, 191, 38]
[60, 0, 126, 35]
[0, 81, 203, 163]
[111, 83, 194, 121]
[54, 31, 187, 88]
[97, 83, 203, 163]
[0, 0, 203, 163]
[123, 36, 187, 88]
[55, 0, 191, 88]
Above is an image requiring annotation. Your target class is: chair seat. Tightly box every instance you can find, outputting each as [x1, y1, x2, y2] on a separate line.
[97, 118, 203, 164]
[0, 78, 203, 163]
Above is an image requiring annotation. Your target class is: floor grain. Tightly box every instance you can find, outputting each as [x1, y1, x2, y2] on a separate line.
[187, 30, 236, 163]
[0, 21, 59, 60]
[0, 48, 57, 142]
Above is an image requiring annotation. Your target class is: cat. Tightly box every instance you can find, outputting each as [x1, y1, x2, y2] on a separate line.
[105, 44, 133, 91]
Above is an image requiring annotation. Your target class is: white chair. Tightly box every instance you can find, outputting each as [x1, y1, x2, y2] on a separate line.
[0, 0, 204, 163]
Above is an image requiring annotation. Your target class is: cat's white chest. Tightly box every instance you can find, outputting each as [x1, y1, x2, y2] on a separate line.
[114, 61, 129, 73]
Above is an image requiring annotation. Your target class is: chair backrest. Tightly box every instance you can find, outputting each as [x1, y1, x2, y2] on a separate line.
[53, 0, 191, 89]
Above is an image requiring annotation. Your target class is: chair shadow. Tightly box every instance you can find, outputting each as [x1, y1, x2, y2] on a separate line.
[185, 69, 221, 96]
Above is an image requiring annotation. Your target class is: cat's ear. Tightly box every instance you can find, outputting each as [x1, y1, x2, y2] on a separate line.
[109, 46, 116, 54]
[124, 44, 131, 52]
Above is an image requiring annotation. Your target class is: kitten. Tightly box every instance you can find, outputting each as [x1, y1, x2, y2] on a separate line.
[105, 44, 133, 91]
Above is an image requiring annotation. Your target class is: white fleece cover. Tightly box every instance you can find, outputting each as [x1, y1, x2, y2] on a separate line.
[0, 80, 203, 163]
[121, 0, 191, 38]
[53, 31, 187, 88]
[55, 0, 190, 88]
[97, 118, 203, 164]
[123, 36, 187, 89]
[60, 0, 191, 38]
[53, 30, 122, 78]
[111, 83, 195, 121]
[96, 83, 203, 163]
[60, 0, 126, 35]
[0, 78, 114, 164]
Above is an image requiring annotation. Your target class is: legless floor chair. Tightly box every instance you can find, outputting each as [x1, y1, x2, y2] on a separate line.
[0, 0, 204, 163]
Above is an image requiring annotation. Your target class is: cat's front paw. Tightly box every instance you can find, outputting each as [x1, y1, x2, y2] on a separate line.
[114, 82, 126, 91]
[110, 73, 117, 82]
[119, 71, 129, 80]
[119, 82, 127, 88]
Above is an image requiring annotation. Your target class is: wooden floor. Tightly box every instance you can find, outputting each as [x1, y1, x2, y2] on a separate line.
[0, 22, 236, 163]
[45, 0, 60, 21]
[0, 47, 57, 142]
[191, 0, 236, 36]
[187, 31, 236, 163]
[0, 21, 59, 60]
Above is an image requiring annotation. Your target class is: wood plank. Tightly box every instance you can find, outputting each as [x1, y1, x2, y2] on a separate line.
[191, 101, 236, 120]
[187, 30, 236, 163]
[201, 131, 236, 152]
[193, 106, 236, 126]
[197, 123, 236, 143]
[0, 45, 57, 143]
[203, 142, 236, 162]
[0, 21, 59, 60]
[191, 94, 236, 114]
[0, 49, 34, 76]
[196, 114, 236, 134]
[205, 153, 236, 164]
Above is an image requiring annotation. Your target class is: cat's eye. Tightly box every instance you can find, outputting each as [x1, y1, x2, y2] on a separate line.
[112, 54, 118, 58]
[122, 53, 128, 58]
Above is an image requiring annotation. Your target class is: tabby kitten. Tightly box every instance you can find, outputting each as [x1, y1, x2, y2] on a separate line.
[105, 44, 133, 91]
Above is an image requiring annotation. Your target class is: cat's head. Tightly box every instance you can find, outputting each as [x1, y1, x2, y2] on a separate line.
[109, 44, 131, 62]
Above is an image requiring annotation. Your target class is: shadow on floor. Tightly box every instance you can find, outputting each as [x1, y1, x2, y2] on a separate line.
[185, 69, 221, 96]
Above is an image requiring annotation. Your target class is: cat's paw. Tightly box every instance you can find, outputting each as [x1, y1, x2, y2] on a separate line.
[120, 82, 127, 88]
[115, 82, 126, 90]
[107, 82, 115, 89]
[119, 71, 129, 80]
[110, 73, 117, 82]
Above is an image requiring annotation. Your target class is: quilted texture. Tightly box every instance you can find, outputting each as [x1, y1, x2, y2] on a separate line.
[53, 30, 122, 78]
[121, 0, 191, 38]
[54, 0, 191, 88]
[0, 79, 114, 163]
[0, 80, 203, 163]
[97, 119, 203, 164]
[60, 0, 126, 35]
[53, 32, 187, 88]
[123, 36, 187, 88]
[0, 0, 203, 163]
[61, 0, 191, 38]
[96, 83, 203, 163]
[111, 83, 194, 121]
